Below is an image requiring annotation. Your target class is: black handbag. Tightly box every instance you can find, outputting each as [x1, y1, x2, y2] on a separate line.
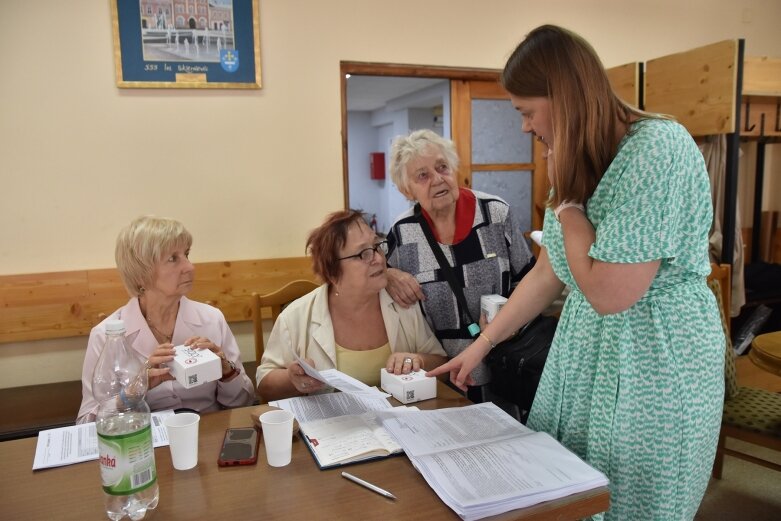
[485, 314, 558, 423]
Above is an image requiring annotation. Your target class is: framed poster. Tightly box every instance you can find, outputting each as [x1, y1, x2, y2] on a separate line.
[110, 0, 261, 89]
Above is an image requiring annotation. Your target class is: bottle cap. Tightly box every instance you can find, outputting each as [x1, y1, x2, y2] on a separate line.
[105, 319, 126, 334]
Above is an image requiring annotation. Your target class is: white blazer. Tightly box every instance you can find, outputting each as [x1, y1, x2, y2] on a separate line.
[256, 285, 445, 386]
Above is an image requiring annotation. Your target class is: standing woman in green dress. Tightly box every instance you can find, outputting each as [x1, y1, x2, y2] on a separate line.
[428, 25, 724, 520]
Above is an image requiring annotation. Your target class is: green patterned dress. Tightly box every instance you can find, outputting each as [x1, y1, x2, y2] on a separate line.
[530, 119, 725, 520]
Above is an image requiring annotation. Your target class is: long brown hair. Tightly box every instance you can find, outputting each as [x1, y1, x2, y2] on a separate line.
[501, 25, 653, 206]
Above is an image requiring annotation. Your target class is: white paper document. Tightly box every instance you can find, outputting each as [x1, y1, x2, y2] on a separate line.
[381, 403, 608, 521]
[293, 351, 388, 398]
[32, 410, 175, 470]
[269, 392, 392, 423]
[386, 401, 534, 458]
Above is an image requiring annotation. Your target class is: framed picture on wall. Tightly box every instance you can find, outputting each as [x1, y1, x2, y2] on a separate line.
[110, 0, 261, 89]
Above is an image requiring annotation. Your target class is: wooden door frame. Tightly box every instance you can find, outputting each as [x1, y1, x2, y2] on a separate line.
[450, 79, 548, 233]
[339, 61, 500, 209]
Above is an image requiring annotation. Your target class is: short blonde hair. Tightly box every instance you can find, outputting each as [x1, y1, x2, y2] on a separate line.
[389, 129, 459, 198]
[115, 216, 193, 297]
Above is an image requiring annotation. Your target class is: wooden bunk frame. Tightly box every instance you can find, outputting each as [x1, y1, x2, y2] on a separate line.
[643, 40, 781, 266]
[606, 41, 781, 267]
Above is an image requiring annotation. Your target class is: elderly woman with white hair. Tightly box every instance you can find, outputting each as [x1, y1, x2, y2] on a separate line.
[385, 129, 536, 402]
[77, 216, 255, 423]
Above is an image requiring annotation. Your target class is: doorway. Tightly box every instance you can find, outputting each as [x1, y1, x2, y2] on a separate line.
[340, 62, 547, 239]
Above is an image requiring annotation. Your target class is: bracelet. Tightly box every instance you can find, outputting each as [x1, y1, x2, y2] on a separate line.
[220, 359, 239, 381]
[554, 201, 585, 222]
[479, 332, 496, 350]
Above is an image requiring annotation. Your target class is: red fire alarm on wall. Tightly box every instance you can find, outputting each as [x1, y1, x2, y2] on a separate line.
[370, 152, 385, 180]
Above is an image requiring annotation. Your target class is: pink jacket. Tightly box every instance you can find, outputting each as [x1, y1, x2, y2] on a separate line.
[77, 297, 255, 423]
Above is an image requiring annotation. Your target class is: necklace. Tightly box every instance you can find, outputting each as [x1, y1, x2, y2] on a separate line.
[146, 318, 173, 343]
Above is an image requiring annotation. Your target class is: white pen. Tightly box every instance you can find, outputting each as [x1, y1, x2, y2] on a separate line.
[341, 471, 397, 500]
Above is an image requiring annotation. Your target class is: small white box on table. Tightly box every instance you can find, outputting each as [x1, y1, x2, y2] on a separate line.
[380, 369, 436, 404]
[169, 345, 222, 389]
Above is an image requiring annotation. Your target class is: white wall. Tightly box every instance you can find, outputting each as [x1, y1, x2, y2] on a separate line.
[347, 111, 381, 216]
[353, 81, 452, 232]
[409, 108, 437, 135]
[2, 0, 779, 275]
[1, 0, 779, 388]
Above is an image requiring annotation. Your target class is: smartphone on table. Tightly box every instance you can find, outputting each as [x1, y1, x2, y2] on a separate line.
[218, 427, 259, 466]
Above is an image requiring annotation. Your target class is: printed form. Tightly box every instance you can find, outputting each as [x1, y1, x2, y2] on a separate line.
[32, 410, 175, 470]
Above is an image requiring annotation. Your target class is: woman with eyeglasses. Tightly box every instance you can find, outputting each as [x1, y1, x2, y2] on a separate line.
[385, 130, 535, 403]
[256, 209, 447, 402]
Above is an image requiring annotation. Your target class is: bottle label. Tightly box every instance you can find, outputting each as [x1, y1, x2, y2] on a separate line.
[97, 424, 157, 495]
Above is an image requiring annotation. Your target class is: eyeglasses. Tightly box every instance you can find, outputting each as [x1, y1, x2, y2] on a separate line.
[338, 240, 389, 263]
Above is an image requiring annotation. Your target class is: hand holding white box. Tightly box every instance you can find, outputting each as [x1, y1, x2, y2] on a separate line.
[169, 345, 222, 389]
[380, 369, 436, 404]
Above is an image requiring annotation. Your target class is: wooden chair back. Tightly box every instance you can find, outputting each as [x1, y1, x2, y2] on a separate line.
[708, 264, 781, 479]
[251, 279, 319, 364]
[707, 262, 731, 335]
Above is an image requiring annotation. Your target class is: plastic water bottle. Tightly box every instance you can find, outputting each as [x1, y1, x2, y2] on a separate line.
[92, 319, 159, 521]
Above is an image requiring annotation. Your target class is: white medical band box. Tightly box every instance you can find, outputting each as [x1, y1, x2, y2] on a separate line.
[169, 345, 222, 389]
[481, 294, 508, 323]
[380, 369, 437, 404]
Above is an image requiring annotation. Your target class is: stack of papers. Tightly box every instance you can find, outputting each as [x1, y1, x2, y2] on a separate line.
[381, 403, 608, 521]
[270, 391, 392, 422]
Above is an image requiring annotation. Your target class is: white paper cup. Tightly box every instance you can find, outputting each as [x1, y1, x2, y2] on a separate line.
[259, 409, 294, 467]
[164, 412, 200, 470]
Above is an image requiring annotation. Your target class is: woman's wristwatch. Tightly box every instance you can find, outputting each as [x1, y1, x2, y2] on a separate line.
[554, 201, 585, 222]
[220, 359, 240, 381]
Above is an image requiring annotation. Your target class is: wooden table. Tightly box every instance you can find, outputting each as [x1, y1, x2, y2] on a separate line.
[750, 331, 781, 376]
[0, 383, 609, 521]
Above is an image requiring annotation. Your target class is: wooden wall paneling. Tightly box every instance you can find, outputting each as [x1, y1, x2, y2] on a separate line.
[191, 257, 316, 321]
[743, 57, 781, 96]
[606, 62, 641, 108]
[645, 40, 738, 136]
[86, 267, 131, 324]
[0, 271, 93, 342]
[0, 257, 317, 344]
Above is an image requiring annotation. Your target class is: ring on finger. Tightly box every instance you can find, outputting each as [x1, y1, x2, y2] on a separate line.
[403, 357, 413, 365]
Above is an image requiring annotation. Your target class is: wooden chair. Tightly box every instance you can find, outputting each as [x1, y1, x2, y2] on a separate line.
[708, 263, 781, 478]
[251, 279, 319, 364]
